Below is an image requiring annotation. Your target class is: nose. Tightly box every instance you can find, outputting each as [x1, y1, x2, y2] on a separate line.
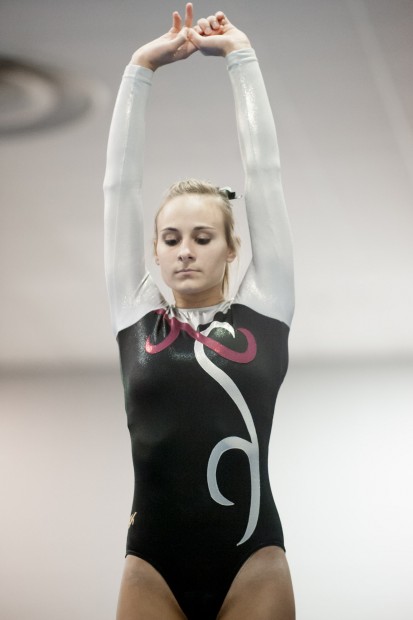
[178, 240, 195, 262]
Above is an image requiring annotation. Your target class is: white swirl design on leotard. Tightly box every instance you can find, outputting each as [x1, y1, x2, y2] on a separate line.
[194, 321, 260, 546]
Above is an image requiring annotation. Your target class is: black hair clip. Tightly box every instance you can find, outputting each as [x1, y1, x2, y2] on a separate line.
[219, 186, 241, 200]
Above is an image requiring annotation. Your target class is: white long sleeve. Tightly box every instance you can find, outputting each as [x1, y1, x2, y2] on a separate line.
[103, 64, 163, 336]
[227, 49, 295, 327]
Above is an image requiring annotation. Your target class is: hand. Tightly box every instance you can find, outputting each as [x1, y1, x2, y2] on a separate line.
[188, 11, 251, 57]
[131, 3, 197, 71]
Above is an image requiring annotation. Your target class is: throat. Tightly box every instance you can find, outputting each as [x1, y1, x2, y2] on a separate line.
[173, 287, 225, 309]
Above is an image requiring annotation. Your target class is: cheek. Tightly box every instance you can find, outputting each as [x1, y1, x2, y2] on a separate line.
[156, 248, 177, 282]
[207, 249, 230, 276]
[155, 247, 166, 270]
[155, 242, 169, 265]
[157, 254, 169, 272]
[156, 257, 174, 287]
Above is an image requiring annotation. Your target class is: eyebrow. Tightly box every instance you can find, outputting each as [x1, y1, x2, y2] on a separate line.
[160, 226, 216, 233]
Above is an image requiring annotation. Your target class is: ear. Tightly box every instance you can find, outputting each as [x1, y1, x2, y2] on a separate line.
[226, 248, 236, 264]
[227, 235, 240, 263]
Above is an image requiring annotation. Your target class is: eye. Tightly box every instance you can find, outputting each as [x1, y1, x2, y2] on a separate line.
[196, 236, 211, 245]
[163, 237, 179, 246]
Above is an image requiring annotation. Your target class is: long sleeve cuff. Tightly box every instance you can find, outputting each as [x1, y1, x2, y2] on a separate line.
[123, 63, 154, 83]
[226, 47, 257, 70]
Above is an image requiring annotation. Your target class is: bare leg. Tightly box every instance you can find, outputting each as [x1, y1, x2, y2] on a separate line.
[116, 555, 187, 620]
[217, 546, 295, 620]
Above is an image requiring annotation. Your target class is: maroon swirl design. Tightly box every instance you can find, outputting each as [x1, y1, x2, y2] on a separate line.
[145, 309, 256, 364]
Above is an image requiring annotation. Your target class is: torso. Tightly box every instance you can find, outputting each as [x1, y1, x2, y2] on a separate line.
[117, 301, 290, 606]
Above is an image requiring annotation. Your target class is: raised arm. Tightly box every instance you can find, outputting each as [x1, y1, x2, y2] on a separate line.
[189, 14, 295, 327]
[103, 5, 197, 336]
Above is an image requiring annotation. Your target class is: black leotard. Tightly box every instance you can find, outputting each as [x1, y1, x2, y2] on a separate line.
[104, 48, 294, 620]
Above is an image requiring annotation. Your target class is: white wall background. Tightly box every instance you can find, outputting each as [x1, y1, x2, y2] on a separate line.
[1, 361, 412, 619]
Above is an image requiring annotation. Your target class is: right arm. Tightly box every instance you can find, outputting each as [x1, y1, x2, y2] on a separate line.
[103, 5, 197, 336]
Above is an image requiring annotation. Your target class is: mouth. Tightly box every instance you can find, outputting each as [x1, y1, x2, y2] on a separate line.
[176, 268, 199, 274]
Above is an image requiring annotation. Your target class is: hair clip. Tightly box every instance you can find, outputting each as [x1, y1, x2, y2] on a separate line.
[219, 186, 241, 200]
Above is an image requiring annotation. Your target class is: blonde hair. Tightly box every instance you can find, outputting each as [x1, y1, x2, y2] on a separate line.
[155, 179, 240, 295]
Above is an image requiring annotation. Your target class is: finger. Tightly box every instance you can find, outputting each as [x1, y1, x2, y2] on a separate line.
[188, 28, 220, 49]
[203, 14, 216, 30]
[184, 2, 193, 28]
[170, 26, 189, 49]
[164, 26, 189, 53]
[197, 17, 212, 35]
[171, 11, 182, 32]
[187, 28, 204, 48]
[215, 11, 229, 25]
[178, 26, 189, 42]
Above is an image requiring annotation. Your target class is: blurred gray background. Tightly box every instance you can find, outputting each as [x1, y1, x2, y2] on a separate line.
[1, 1, 412, 618]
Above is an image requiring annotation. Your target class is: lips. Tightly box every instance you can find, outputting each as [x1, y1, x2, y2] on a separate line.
[176, 268, 199, 274]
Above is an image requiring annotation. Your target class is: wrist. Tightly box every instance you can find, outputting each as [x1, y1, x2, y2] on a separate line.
[223, 40, 252, 57]
[130, 52, 157, 72]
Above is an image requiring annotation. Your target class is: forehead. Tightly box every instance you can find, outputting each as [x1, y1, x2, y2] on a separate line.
[158, 194, 224, 230]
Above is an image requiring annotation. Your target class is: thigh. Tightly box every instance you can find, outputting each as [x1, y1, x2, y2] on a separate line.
[116, 555, 186, 620]
[217, 546, 295, 620]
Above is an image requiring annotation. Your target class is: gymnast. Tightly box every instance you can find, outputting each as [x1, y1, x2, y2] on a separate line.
[103, 4, 295, 619]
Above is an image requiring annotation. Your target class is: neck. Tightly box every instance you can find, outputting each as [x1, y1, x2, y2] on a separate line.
[173, 286, 225, 309]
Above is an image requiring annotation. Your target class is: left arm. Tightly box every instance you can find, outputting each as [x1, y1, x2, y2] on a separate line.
[226, 47, 295, 327]
[189, 14, 295, 327]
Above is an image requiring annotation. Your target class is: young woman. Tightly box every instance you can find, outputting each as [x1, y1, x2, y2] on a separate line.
[104, 4, 295, 619]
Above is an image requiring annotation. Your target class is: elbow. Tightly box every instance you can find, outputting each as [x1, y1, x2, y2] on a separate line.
[103, 170, 124, 195]
[244, 153, 282, 182]
[103, 176, 117, 197]
[103, 175, 138, 201]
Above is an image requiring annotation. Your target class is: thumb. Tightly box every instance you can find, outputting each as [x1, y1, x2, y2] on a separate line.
[187, 28, 205, 49]
[169, 26, 190, 49]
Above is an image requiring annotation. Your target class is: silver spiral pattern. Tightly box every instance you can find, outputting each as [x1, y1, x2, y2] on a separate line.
[194, 321, 260, 546]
